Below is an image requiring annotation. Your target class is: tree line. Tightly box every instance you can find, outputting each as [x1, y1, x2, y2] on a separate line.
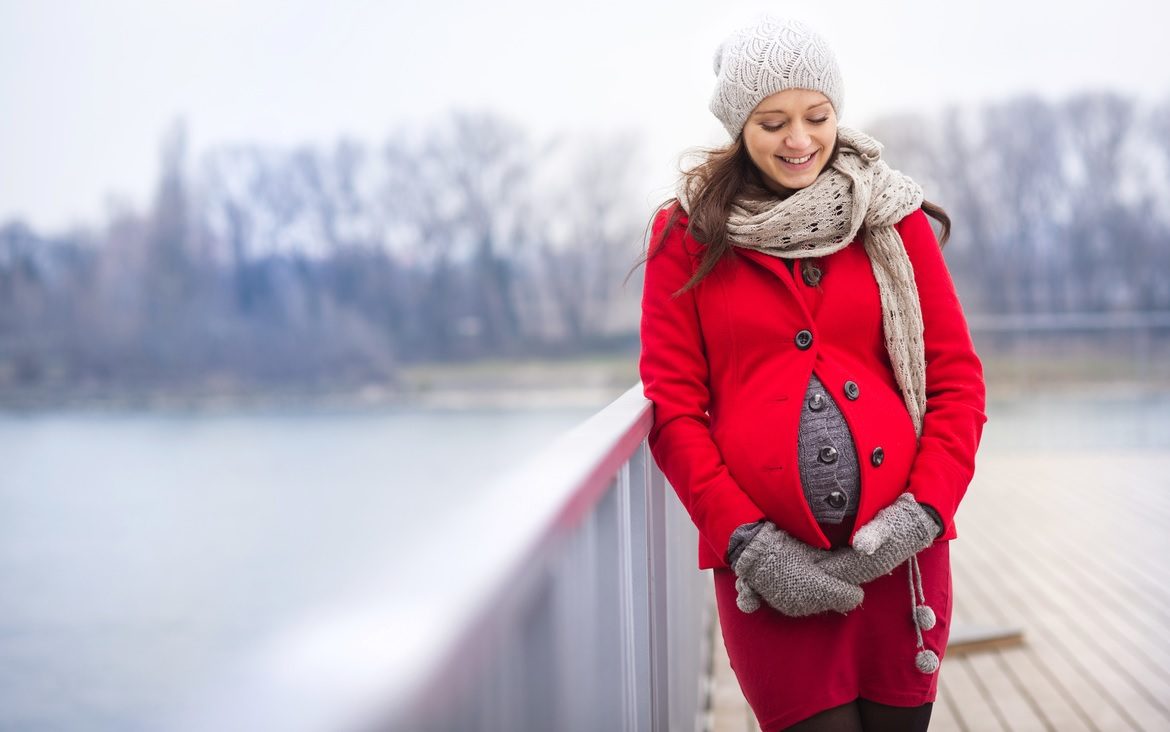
[0, 112, 648, 397]
[870, 91, 1170, 315]
[1, 91, 1168, 398]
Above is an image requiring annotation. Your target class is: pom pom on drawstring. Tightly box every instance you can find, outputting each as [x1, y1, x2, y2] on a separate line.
[907, 549, 939, 674]
[915, 604, 936, 630]
[915, 649, 940, 674]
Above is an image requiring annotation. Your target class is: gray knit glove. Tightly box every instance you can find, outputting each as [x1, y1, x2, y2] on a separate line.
[816, 493, 940, 586]
[732, 521, 864, 616]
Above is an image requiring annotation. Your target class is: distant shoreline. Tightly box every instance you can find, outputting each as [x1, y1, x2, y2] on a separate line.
[1, 353, 1167, 414]
[0, 355, 640, 414]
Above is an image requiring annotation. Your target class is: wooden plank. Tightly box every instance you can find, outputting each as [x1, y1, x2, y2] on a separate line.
[950, 556, 1053, 724]
[990, 645, 1091, 732]
[1047, 531, 1170, 627]
[975, 457, 1170, 713]
[948, 548, 1089, 731]
[930, 683, 966, 732]
[938, 584, 1009, 730]
[1020, 460, 1170, 614]
[946, 625, 1026, 656]
[1014, 508, 1170, 680]
[1024, 527, 1170, 643]
[964, 649, 1050, 731]
[952, 535, 1125, 730]
[945, 467, 1137, 729]
[960, 458, 1164, 730]
[939, 656, 1011, 731]
[1037, 470, 1170, 620]
[973, 544, 1170, 730]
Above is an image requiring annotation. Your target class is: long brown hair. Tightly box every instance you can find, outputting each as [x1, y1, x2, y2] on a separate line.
[627, 133, 951, 297]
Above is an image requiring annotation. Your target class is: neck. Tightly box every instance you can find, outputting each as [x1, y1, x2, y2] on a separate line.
[750, 172, 799, 201]
[768, 181, 799, 200]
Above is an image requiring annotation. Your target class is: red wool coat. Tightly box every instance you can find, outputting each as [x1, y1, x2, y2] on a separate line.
[639, 204, 987, 570]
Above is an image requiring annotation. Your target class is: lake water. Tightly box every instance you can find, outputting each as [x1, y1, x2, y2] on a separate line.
[1, 389, 1168, 730]
[0, 404, 597, 731]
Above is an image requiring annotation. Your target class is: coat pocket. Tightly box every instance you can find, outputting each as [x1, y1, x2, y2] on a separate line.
[712, 397, 793, 493]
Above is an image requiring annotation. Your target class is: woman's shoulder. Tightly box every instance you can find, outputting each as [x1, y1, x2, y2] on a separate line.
[893, 206, 957, 284]
[894, 206, 931, 237]
[894, 206, 942, 256]
[649, 200, 700, 258]
[651, 199, 690, 234]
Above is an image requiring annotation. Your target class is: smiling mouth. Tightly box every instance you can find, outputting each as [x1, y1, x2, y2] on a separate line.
[780, 152, 816, 164]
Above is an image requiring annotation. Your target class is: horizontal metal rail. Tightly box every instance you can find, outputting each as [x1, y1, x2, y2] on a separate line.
[966, 310, 1170, 332]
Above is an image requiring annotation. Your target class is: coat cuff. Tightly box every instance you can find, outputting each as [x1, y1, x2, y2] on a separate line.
[686, 476, 768, 566]
[918, 502, 945, 538]
[725, 519, 767, 567]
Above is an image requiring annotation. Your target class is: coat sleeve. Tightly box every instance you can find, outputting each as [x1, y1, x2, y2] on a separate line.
[897, 207, 988, 538]
[638, 206, 766, 563]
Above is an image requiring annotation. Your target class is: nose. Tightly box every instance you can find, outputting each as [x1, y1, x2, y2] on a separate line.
[784, 121, 812, 151]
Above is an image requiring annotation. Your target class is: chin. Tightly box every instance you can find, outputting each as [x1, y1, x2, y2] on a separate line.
[784, 174, 816, 189]
[773, 171, 817, 191]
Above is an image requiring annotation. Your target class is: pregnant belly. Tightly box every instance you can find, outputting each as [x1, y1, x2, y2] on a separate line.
[797, 371, 861, 530]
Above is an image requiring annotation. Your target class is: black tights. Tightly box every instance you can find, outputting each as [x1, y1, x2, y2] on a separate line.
[780, 697, 933, 732]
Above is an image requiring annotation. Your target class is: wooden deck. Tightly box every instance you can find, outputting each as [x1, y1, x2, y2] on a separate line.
[708, 451, 1170, 731]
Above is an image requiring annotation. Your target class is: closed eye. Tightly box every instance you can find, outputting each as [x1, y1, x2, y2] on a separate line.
[761, 117, 830, 132]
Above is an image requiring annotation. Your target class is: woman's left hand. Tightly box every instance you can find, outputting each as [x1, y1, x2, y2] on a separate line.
[815, 493, 940, 585]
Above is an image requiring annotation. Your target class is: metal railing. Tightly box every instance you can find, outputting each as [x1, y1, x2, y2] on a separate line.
[967, 310, 1170, 390]
[181, 383, 713, 732]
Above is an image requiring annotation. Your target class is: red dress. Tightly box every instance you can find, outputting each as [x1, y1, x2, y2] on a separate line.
[713, 516, 953, 730]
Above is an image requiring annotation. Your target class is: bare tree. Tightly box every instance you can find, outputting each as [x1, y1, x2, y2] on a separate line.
[535, 129, 646, 345]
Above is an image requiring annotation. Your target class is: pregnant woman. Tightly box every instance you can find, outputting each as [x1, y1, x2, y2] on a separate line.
[637, 15, 987, 731]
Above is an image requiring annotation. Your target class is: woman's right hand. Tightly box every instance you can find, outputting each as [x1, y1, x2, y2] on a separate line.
[732, 522, 865, 616]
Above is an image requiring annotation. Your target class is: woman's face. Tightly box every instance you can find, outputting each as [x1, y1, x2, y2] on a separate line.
[741, 88, 838, 195]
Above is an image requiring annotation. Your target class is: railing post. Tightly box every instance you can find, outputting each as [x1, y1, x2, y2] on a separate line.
[642, 440, 671, 731]
[619, 455, 652, 731]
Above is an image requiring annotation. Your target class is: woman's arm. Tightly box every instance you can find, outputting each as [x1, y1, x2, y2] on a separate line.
[897, 208, 989, 538]
[639, 205, 766, 562]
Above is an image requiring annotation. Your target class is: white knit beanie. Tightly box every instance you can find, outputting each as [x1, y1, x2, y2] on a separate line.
[709, 16, 844, 139]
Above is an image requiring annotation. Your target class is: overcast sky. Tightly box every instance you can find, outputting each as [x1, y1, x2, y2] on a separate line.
[2, 0, 1169, 232]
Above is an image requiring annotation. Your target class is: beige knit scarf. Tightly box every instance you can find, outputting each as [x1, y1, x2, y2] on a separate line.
[676, 126, 928, 437]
